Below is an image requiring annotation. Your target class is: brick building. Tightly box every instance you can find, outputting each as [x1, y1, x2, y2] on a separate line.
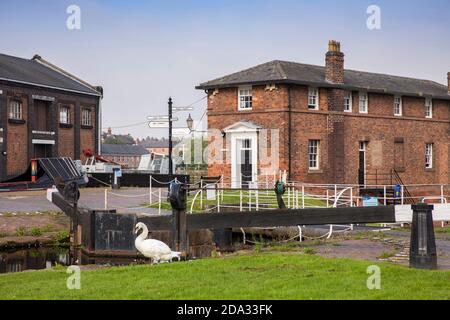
[140, 139, 170, 155]
[196, 41, 450, 188]
[101, 144, 149, 169]
[0, 53, 102, 181]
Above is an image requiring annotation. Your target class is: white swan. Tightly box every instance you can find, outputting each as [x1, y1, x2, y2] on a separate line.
[134, 222, 181, 264]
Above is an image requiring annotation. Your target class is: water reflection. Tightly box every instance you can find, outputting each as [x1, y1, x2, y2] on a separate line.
[0, 247, 145, 274]
[0, 247, 70, 274]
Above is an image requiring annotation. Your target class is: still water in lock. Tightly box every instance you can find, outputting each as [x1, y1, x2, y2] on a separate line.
[0, 246, 142, 274]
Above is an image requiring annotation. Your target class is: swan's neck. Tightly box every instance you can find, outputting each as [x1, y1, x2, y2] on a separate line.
[136, 225, 149, 242]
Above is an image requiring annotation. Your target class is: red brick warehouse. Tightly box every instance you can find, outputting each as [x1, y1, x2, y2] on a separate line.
[196, 40, 450, 189]
[0, 54, 102, 181]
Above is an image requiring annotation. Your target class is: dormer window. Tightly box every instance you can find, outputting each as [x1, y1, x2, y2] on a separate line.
[394, 96, 402, 116]
[359, 92, 368, 114]
[308, 87, 319, 110]
[425, 98, 433, 118]
[238, 86, 252, 110]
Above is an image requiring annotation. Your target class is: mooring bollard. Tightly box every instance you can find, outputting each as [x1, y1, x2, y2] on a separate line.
[169, 181, 188, 256]
[410, 203, 437, 270]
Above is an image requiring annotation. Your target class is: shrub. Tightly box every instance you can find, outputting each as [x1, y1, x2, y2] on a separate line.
[15, 227, 27, 237]
[56, 230, 70, 243]
[30, 228, 43, 236]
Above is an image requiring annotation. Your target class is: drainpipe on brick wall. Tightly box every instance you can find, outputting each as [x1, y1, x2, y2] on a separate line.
[288, 85, 292, 181]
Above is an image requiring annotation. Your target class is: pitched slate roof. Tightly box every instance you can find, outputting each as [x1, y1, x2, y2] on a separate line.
[140, 139, 170, 148]
[101, 144, 149, 156]
[196, 60, 450, 100]
[0, 53, 101, 96]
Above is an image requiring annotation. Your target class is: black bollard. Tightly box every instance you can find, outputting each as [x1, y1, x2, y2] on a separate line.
[169, 181, 188, 255]
[410, 203, 437, 270]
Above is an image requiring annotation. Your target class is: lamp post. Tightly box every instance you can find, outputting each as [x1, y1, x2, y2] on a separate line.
[168, 97, 173, 179]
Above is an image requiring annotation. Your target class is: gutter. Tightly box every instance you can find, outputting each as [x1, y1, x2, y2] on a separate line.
[0, 77, 101, 97]
[196, 81, 450, 101]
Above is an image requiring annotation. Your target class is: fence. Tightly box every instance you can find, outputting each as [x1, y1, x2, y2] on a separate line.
[99, 173, 450, 229]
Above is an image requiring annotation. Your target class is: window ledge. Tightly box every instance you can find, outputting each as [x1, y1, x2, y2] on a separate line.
[425, 168, 435, 172]
[59, 123, 73, 129]
[308, 169, 323, 174]
[8, 119, 26, 125]
[238, 108, 253, 112]
[81, 125, 93, 130]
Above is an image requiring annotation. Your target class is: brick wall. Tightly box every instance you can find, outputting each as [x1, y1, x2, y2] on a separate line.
[207, 84, 290, 180]
[207, 84, 450, 186]
[80, 106, 96, 163]
[0, 82, 100, 181]
[58, 103, 75, 159]
[6, 93, 28, 176]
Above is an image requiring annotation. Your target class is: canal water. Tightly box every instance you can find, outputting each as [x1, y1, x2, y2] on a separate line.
[0, 247, 144, 274]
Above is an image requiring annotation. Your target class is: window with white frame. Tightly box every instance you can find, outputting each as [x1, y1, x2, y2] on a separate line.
[425, 98, 433, 118]
[238, 86, 252, 110]
[359, 92, 368, 113]
[344, 91, 352, 112]
[308, 87, 319, 109]
[308, 140, 320, 170]
[394, 96, 402, 116]
[425, 143, 433, 169]
[9, 100, 22, 120]
[59, 106, 70, 124]
[82, 108, 92, 126]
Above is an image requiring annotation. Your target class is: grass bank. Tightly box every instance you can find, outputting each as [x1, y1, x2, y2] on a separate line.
[0, 253, 448, 300]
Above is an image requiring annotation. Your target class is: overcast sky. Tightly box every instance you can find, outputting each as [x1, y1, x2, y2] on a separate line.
[1, 0, 449, 138]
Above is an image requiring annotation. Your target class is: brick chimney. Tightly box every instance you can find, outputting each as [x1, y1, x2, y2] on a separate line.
[325, 40, 344, 84]
[447, 72, 450, 92]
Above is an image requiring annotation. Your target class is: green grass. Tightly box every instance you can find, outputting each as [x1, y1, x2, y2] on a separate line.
[0, 253, 448, 300]
[435, 227, 450, 234]
[145, 190, 326, 212]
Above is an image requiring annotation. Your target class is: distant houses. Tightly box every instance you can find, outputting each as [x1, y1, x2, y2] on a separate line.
[101, 144, 148, 169]
[139, 138, 170, 155]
